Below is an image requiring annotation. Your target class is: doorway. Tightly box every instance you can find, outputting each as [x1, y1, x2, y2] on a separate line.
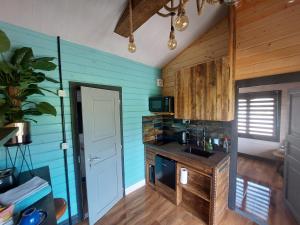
[233, 73, 300, 225]
[70, 82, 125, 224]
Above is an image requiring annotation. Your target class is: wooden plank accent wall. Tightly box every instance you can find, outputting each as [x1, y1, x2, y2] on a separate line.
[236, 0, 300, 80]
[175, 57, 234, 121]
[162, 18, 229, 96]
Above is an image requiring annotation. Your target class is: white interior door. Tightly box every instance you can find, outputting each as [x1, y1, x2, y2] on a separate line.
[81, 86, 123, 224]
[285, 90, 300, 224]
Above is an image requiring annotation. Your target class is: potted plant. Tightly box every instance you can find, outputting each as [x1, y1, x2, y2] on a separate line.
[0, 29, 58, 145]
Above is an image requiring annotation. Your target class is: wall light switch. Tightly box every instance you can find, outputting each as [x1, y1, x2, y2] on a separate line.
[156, 79, 163, 87]
[58, 90, 66, 97]
[61, 142, 69, 150]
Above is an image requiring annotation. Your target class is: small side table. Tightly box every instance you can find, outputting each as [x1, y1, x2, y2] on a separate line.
[272, 149, 285, 176]
[17, 167, 57, 225]
[4, 142, 34, 178]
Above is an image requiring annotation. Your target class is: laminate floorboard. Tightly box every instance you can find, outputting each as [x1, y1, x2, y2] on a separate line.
[236, 155, 298, 225]
[78, 155, 298, 225]
[79, 186, 255, 225]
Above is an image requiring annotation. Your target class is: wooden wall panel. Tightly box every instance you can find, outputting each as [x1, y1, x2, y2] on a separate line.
[162, 18, 229, 96]
[236, 0, 300, 80]
[175, 57, 234, 121]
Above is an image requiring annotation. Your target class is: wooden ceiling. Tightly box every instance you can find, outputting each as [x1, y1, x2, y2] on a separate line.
[114, 0, 171, 37]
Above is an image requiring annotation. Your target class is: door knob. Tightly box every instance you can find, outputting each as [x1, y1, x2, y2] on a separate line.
[89, 156, 101, 162]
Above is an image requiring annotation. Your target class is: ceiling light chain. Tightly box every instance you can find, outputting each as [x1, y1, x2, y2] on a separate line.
[206, 0, 220, 4]
[158, 0, 240, 18]
[128, 0, 136, 53]
[196, 0, 205, 15]
[126, 0, 240, 53]
[168, 0, 177, 50]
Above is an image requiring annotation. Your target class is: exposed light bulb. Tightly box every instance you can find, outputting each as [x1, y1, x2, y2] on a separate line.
[128, 41, 136, 53]
[223, 0, 240, 6]
[174, 11, 189, 31]
[168, 38, 177, 50]
[128, 35, 136, 53]
[168, 28, 177, 50]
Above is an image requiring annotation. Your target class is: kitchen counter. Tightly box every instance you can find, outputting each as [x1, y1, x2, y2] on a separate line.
[144, 141, 229, 174]
[144, 141, 230, 225]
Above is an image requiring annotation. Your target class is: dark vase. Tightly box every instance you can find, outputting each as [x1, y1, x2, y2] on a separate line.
[5, 122, 31, 146]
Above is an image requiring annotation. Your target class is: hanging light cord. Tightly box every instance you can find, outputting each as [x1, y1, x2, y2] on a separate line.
[129, 0, 133, 40]
[197, 0, 205, 15]
[171, 0, 174, 29]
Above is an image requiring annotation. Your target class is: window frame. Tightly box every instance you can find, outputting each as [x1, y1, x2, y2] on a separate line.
[238, 90, 282, 142]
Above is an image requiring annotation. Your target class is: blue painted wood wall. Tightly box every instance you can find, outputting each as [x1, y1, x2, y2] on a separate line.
[0, 22, 161, 222]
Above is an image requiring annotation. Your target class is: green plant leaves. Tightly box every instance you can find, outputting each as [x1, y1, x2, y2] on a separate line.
[20, 84, 45, 100]
[0, 61, 12, 74]
[0, 30, 58, 124]
[39, 87, 57, 95]
[32, 57, 57, 71]
[35, 102, 57, 116]
[0, 98, 5, 106]
[11, 47, 33, 66]
[0, 29, 10, 53]
[45, 76, 59, 83]
[23, 109, 42, 116]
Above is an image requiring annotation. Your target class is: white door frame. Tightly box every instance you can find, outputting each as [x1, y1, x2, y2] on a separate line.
[69, 82, 125, 222]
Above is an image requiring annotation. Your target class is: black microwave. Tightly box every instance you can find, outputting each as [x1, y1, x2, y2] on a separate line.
[149, 96, 174, 113]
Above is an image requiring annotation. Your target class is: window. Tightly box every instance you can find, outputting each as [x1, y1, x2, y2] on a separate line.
[238, 91, 281, 142]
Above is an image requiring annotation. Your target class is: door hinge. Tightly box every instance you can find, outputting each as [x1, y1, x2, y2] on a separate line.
[78, 155, 81, 164]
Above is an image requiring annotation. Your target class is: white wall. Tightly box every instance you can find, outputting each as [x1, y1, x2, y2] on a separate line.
[238, 82, 300, 159]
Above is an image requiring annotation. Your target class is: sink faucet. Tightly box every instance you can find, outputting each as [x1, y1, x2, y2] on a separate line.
[196, 127, 201, 147]
[202, 127, 206, 151]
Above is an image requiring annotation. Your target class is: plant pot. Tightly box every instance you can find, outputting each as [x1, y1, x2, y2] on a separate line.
[5, 122, 31, 146]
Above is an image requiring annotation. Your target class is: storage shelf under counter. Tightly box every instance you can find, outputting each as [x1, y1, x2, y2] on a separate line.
[144, 141, 230, 225]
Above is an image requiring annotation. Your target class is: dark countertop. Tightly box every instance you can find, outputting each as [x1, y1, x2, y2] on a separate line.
[145, 141, 230, 172]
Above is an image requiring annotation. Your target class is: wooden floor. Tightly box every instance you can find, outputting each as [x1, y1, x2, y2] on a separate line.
[79, 186, 254, 225]
[237, 155, 283, 190]
[237, 155, 298, 225]
[78, 156, 298, 225]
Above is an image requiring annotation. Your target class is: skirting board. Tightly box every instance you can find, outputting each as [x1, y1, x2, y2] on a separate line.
[125, 179, 145, 195]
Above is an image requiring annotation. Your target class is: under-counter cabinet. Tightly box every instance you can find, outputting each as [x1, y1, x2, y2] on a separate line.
[175, 57, 234, 121]
[145, 145, 230, 225]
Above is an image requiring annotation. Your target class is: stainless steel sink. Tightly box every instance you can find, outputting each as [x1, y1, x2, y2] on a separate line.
[184, 146, 214, 158]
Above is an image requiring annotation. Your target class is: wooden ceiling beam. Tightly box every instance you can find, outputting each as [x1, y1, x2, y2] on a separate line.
[114, 0, 171, 38]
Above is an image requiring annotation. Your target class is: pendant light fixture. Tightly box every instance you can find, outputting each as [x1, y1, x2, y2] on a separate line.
[168, 0, 177, 50]
[174, 0, 189, 31]
[128, 0, 136, 53]
[168, 26, 177, 50]
[122, 0, 237, 53]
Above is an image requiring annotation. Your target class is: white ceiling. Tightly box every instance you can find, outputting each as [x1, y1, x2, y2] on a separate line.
[0, 0, 227, 68]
